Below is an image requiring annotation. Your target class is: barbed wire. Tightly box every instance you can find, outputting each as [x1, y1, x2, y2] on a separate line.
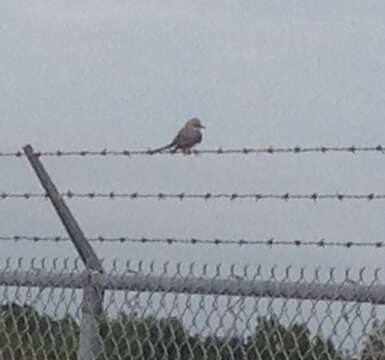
[0, 235, 384, 248]
[1, 191, 385, 201]
[1, 145, 385, 158]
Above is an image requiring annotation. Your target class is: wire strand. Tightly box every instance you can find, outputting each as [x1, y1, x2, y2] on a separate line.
[0, 235, 384, 248]
[1, 145, 385, 158]
[1, 191, 384, 201]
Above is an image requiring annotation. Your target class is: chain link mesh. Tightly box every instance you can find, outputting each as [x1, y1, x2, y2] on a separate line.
[0, 259, 384, 359]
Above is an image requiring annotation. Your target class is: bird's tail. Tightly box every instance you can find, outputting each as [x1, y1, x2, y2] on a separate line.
[148, 142, 175, 154]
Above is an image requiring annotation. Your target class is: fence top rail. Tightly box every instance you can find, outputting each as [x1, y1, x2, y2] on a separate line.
[0, 268, 384, 305]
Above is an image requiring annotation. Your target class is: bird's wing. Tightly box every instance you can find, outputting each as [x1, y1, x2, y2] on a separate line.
[175, 129, 202, 149]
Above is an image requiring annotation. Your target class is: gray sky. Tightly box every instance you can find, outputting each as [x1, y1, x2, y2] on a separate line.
[1, 1, 385, 273]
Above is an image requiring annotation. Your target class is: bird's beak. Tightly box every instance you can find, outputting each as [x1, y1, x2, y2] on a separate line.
[200, 124, 205, 129]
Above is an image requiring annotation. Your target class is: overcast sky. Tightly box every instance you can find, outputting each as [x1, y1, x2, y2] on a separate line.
[1, 1, 385, 276]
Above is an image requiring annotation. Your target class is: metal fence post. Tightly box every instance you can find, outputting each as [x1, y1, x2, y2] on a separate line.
[23, 144, 105, 360]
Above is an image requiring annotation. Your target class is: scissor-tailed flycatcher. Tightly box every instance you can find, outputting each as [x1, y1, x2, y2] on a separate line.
[150, 118, 205, 153]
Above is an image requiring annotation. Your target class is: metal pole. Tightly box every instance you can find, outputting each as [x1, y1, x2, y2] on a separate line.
[23, 144, 104, 360]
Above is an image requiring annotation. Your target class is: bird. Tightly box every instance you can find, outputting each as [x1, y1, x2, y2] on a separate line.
[149, 118, 205, 154]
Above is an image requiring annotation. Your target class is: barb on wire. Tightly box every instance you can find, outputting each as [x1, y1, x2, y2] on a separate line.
[1, 145, 385, 158]
[0, 151, 24, 157]
[1, 191, 385, 201]
[1, 235, 385, 248]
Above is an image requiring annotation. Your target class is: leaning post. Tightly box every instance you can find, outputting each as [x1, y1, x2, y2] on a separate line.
[23, 144, 104, 360]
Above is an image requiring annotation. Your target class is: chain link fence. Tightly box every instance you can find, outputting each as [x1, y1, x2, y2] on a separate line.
[0, 259, 384, 359]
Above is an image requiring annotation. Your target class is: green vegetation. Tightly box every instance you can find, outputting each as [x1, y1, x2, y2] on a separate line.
[0, 302, 381, 360]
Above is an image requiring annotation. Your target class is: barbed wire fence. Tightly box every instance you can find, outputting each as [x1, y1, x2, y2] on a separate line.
[1, 144, 385, 359]
[2, 191, 385, 201]
[1, 144, 385, 157]
[3, 235, 385, 249]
